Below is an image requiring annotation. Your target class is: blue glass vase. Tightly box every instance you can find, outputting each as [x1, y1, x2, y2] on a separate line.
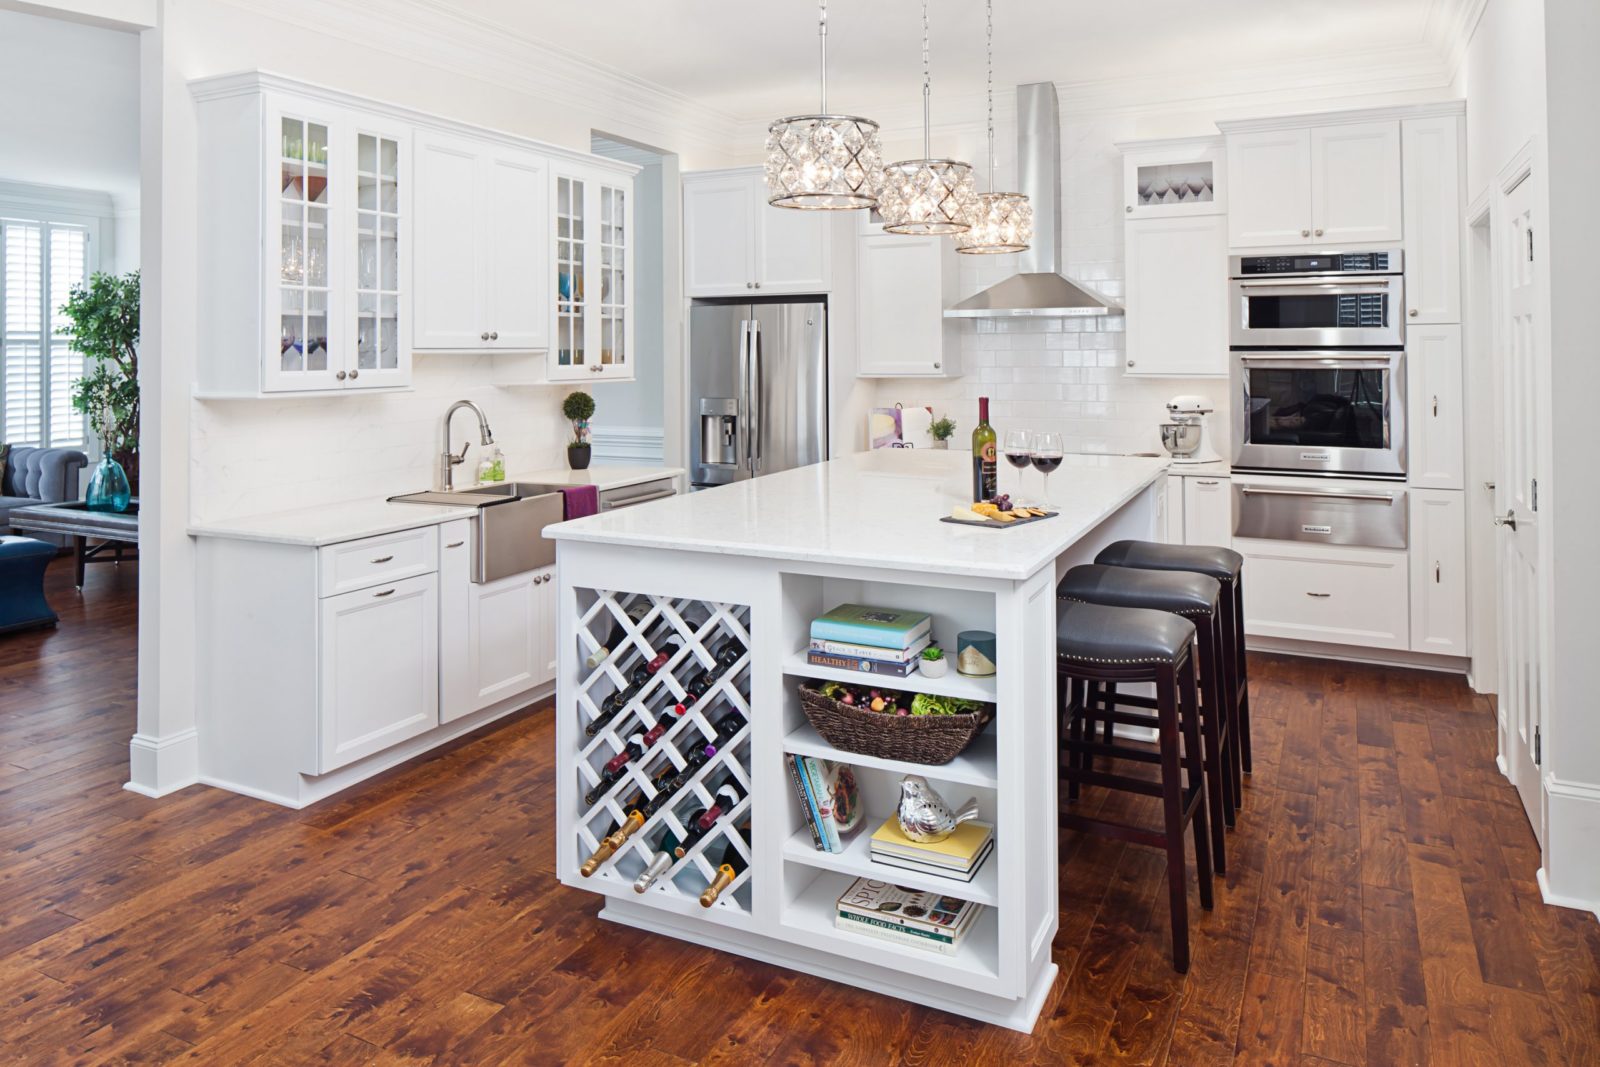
[87, 455, 132, 513]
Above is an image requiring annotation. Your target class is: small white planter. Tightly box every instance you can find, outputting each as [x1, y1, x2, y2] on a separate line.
[919, 656, 949, 679]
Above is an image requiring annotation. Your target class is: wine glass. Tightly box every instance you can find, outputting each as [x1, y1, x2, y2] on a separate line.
[1002, 429, 1033, 501]
[1030, 431, 1064, 507]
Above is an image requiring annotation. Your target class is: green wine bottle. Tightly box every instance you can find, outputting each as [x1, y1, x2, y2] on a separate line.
[972, 396, 997, 502]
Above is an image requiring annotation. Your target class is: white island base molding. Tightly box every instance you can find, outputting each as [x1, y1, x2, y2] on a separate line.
[550, 452, 1168, 1032]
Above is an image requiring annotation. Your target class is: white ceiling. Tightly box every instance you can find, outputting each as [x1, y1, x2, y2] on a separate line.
[422, 0, 1473, 123]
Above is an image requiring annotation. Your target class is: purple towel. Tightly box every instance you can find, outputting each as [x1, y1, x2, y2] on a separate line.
[563, 484, 599, 520]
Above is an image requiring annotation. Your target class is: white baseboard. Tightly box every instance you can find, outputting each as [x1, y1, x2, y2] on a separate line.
[125, 727, 200, 797]
[1538, 773, 1600, 919]
[1246, 635, 1470, 674]
[591, 424, 664, 464]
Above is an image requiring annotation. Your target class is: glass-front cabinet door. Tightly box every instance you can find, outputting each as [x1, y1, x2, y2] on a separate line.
[265, 99, 410, 393]
[549, 165, 632, 382]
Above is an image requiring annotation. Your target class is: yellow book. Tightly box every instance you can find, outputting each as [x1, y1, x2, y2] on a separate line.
[870, 816, 993, 867]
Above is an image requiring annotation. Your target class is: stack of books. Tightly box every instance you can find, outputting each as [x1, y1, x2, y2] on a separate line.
[807, 604, 932, 678]
[869, 817, 994, 883]
[786, 754, 863, 853]
[834, 877, 982, 956]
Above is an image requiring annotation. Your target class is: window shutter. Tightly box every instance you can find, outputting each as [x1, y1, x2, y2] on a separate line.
[48, 227, 88, 447]
[3, 224, 44, 446]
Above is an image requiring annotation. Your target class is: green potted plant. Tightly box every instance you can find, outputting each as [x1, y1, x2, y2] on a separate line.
[929, 414, 957, 451]
[62, 270, 140, 507]
[918, 644, 948, 679]
[562, 389, 596, 470]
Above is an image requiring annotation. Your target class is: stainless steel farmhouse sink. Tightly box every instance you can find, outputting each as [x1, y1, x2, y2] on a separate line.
[389, 482, 567, 582]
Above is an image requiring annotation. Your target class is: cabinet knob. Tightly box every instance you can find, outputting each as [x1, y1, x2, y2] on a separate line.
[932, 362, 941, 370]
[1127, 360, 1136, 368]
[336, 370, 347, 381]
[1314, 228, 1324, 237]
[489, 331, 499, 341]
[1126, 205, 1134, 213]
[1409, 308, 1419, 317]
[754, 282, 761, 289]
[1301, 229, 1311, 238]
[481, 331, 490, 341]
[349, 369, 359, 379]
[746, 282, 754, 289]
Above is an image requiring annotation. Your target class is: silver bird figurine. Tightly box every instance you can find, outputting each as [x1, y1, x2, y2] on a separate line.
[896, 775, 981, 843]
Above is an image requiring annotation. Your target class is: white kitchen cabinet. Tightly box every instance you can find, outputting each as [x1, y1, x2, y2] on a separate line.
[1223, 119, 1401, 248]
[855, 227, 961, 378]
[317, 572, 440, 773]
[440, 520, 556, 724]
[1164, 478, 1185, 544]
[1225, 128, 1313, 248]
[683, 167, 831, 296]
[1182, 475, 1233, 548]
[1408, 489, 1468, 656]
[1407, 324, 1465, 490]
[413, 131, 550, 353]
[548, 163, 635, 382]
[1236, 539, 1410, 651]
[1402, 115, 1463, 324]
[1119, 137, 1225, 220]
[193, 73, 412, 395]
[1124, 215, 1228, 377]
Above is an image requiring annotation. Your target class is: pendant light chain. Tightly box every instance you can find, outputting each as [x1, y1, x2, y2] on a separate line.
[921, 0, 932, 160]
[818, 0, 827, 113]
[985, 0, 995, 191]
[954, 0, 1032, 253]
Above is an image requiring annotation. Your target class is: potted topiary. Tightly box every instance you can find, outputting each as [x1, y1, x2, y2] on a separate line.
[919, 644, 949, 678]
[562, 389, 596, 470]
[929, 415, 956, 451]
[63, 270, 140, 503]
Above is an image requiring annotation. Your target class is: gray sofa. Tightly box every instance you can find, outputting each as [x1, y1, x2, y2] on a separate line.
[1, 447, 89, 548]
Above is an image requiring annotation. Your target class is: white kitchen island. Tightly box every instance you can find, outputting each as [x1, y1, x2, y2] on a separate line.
[546, 450, 1169, 1032]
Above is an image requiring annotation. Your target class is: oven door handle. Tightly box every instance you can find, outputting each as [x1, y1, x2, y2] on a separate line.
[1236, 354, 1398, 366]
[1236, 277, 1395, 291]
[1238, 486, 1398, 503]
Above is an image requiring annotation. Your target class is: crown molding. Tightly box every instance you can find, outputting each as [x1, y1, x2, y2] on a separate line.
[1217, 99, 1466, 135]
[213, 0, 742, 161]
[0, 178, 115, 218]
[1426, 0, 1493, 83]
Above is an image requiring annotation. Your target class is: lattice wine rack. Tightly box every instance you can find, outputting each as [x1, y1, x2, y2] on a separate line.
[570, 589, 755, 918]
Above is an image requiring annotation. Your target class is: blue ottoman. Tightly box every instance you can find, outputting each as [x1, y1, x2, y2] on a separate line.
[0, 536, 58, 634]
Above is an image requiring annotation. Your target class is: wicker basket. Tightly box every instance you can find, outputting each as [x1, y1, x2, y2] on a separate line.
[797, 683, 993, 765]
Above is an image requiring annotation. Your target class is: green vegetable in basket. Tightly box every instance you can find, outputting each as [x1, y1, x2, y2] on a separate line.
[909, 692, 984, 717]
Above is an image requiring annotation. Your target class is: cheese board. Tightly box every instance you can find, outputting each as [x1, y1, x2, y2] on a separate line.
[940, 511, 1059, 530]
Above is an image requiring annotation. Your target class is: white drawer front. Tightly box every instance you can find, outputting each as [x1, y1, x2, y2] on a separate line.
[1237, 540, 1409, 650]
[318, 526, 439, 597]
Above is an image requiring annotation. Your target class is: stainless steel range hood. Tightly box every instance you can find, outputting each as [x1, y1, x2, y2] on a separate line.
[945, 82, 1122, 319]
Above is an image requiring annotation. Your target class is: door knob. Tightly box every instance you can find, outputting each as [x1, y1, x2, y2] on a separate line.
[1494, 510, 1518, 530]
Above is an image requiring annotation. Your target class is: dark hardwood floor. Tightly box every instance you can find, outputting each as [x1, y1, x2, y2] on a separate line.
[2, 556, 1597, 1065]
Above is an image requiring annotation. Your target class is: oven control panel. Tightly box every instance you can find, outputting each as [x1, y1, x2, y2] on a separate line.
[1232, 248, 1401, 277]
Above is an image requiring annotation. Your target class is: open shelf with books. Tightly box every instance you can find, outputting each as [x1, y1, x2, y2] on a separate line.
[782, 720, 999, 789]
[781, 821, 1000, 906]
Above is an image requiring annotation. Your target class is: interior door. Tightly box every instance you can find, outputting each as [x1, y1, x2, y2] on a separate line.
[1498, 172, 1544, 841]
[749, 302, 827, 477]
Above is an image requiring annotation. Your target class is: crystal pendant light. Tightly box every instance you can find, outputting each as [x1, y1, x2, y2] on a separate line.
[956, 0, 1032, 254]
[879, 0, 976, 235]
[765, 0, 884, 210]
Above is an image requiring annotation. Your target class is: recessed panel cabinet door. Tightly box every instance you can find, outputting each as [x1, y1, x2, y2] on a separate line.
[684, 173, 755, 296]
[466, 570, 541, 713]
[1226, 129, 1312, 248]
[1407, 324, 1465, 489]
[486, 150, 550, 351]
[412, 133, 487, 349]
[757, 194, 830, 293]
[1310, 120, 1402, 245]
[855, 232, 955, 376]
[1402, 115, 1463, 324]
[1409, 489, 1468, 656]
[1182, 477, 1233, 548]
[1125, 215, 1227, 376]
[317, 573, 439, 773]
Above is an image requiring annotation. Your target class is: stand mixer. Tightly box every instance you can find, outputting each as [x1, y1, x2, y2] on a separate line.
[1160, 395, 1222, 465]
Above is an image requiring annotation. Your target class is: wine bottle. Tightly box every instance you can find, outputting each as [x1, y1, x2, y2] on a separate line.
[711, 638, 746, 667]
[698, 827, 750, 908]
[675, 781, 746, 858]
[972, 395, 997, 502]
[577, 789, 646, 876]
[586, 639, 682, 738]
[641, 742, 718, 816]
[585, 599, 652, 669]
[583, 731, 649, 806]
[633, 827, 682, 892]
[672, 669, 717, 716]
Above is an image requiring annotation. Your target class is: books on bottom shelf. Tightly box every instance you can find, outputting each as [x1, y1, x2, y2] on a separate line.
[833, 877, 983, 956]
[786, 753, 864, 853]
[869, 817, 994, 882]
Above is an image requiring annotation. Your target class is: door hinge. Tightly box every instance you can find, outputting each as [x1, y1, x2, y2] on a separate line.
[1534, 726, 1542, 766]
[1531, 478, 1539, 512]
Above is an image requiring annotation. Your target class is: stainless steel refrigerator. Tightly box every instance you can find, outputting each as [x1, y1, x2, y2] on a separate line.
[689, 300, 827, 489]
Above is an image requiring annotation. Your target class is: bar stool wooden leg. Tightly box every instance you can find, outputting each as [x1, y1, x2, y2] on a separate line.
[1232, 578, 1252, 776]
[1156, 660, 1193, 973]
[1179, 652, 1215, 913]
[1193, 616, 1231, 872]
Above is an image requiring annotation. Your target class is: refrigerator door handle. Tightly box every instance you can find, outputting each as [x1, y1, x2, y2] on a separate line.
[748, 320, 762, 474]
[737, 319, 753, 476]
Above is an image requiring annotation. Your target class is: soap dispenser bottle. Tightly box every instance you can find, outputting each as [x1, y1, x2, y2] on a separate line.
[476, 446, 506, 485]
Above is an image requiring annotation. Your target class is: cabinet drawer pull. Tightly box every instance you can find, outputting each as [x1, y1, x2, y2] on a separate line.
[445, 541, 464, 549]
[374, 588, 396, 598]
[1196, 479, 1220, 486]
[370, 555, 395, 564]
[1435, 562, 1441, 584]
[1433, 395, 1439, 417]
[1305, 591, 1331, 598]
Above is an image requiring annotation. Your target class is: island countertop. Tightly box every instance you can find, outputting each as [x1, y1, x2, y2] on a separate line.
[545, 450, 1168, 581]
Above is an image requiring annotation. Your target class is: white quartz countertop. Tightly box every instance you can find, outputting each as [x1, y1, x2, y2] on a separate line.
[188, 464, 683, 547]
[546, 451, 1168, 581]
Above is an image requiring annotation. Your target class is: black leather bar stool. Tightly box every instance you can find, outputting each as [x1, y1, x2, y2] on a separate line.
[1057, 564, 1233, 874]
[1057, 600, 1214, 973]
[1096, 541, 1252, 786]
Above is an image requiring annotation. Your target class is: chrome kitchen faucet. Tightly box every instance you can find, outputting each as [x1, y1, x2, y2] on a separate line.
[439, 400, 495, 491]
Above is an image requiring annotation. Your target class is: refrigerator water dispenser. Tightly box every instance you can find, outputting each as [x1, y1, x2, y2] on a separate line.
[699, 397, 739, 468]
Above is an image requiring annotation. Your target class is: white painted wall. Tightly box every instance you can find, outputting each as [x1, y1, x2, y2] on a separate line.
[0, 8, 139, 213]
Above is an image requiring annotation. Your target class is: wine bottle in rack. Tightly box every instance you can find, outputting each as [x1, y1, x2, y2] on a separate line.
[711, 637, 747, 667]
[584, 599, 651, 669]
[583, 731, 650, 806]
[577, 789, 647, 876]
[641, 742, 719, 817]
[586, 639, 682, 738]
[698, 824, 751, 908]
[632, 826, 682, 893]
[672, 668, 716, 717]
[674, 780, 747, 858]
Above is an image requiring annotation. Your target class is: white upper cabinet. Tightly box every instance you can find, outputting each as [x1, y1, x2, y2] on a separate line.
[684, 167, 831, 296]
[1309, 121, 1403, 245]
[1402, 115, 1463, 324]
[1120, 138, 1225, 220]
[1124, 214, 1228, 377]
[1225, 128, 1314, 248]
[855, 227, 961, 378]
[1407, 324, 1465, 490]
[413, 132, 550, 354]
[194, 75, 413, 396]
[547, 163, 634, 382]
[1223, 118, 1401, 249]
